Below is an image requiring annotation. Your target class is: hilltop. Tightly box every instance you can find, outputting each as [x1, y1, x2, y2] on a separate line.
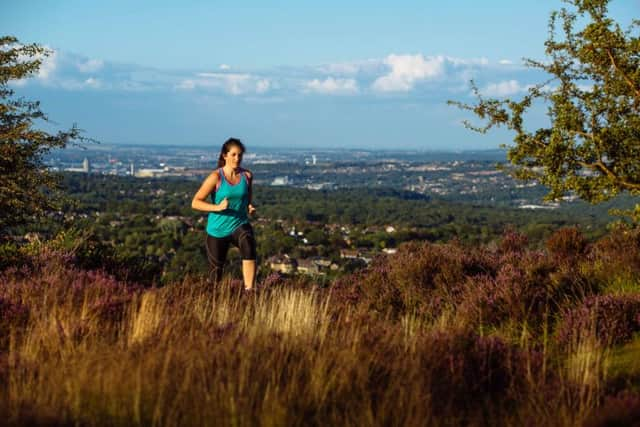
[1, 226, 640, 426]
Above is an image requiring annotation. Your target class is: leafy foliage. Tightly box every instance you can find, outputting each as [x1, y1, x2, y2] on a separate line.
[449, 0, 640, 209]
[0, 36, 90, 236]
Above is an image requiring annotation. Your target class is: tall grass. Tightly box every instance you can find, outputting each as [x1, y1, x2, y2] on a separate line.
[1, 226, 640, 426]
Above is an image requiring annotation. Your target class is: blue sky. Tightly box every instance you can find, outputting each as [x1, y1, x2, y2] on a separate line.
[3, 0, 637, 150]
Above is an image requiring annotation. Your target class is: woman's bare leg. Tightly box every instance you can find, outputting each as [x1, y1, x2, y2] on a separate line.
[242, 260, 256, 290]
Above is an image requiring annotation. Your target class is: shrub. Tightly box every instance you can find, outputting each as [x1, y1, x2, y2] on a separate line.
[0, 297, 29, 349]
[584, 392, 640, 427]
[497, 229, 529, 257]
[459, 249, 563, 329]
[0, 240, 28, 271]
[417, 330, 543, 415]
[332, 240, 500, 320]
[546, 227, 588, 263]
[556, 294, 640, 346]
[261, 271, 286, 289]
[589, 225, 640, 283]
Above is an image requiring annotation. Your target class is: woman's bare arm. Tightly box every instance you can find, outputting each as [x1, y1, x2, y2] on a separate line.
[245, 169, 256, 215]
[191, 172, 228, 212]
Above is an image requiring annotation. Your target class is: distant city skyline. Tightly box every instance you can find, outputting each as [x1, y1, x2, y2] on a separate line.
[3, 0, 637, 150]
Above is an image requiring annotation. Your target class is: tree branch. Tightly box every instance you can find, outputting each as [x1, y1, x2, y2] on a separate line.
[606, 48, 640, 100]
[567, 129, 594, 140]
[577, 159, 640, 190]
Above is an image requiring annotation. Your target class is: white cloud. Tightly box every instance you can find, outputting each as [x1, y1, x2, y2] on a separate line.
[318, 62, 361, 75]
[9, 78, 28, 87]
[481, 79, 532, 97]
[77, 58, 104, 73]
[176, 79, 196, 90]
[13, 44, 57, 83]
[372, 54, 446, 92]
[445, 56, 489, 67]
[83, 77, 101, 88]
[36, 48, 58, 81]
[304, 77, 358, 95]
[176, 72, 271, 95]
[256, 79, 270, 94]
[55, 77, 104, 91]
[213, 73, 251, 95]
[499, 59, 513, 65]
[10, 46, 540, 102]
[315, 58, 383, 76]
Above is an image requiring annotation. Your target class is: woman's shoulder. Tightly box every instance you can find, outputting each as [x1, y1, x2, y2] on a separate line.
[206, 169, 221, 184]
[241, 168, 253, 180]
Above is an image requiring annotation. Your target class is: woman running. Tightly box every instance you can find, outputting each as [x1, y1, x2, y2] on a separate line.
[192, 138, 257, 291]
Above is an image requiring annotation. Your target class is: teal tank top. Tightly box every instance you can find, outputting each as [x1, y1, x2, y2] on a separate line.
[206, 168, 250, 238]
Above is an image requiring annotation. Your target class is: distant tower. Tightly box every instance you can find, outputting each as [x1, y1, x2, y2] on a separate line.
[312, 154, 317, 165]
[130, 161, 135, 176]
[82, 157, 90, 173]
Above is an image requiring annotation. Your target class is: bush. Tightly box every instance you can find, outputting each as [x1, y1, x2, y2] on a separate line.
[458, 250, 556, 328]
[0, 297, 29, 350]
[0, 240, 27, 271]
[416, 330, 543, 415]
[588, 225, 640, 284]
[545, 227, 588, 263]
[556, 294, 640, 346]
[584, 392, 640, 427]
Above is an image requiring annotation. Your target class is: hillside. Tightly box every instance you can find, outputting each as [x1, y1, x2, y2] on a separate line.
[10, 172, 635, 286]
[1, 227, 640, 426]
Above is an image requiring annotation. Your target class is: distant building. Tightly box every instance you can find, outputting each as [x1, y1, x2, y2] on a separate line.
[340, 249, 360, 259]
[297, 258, 321, 275]
[518, 204, 559, 210]
[268, 255, 296, 274]
[306, 182, 336, 190]
[310, 257, 332, 268]
[135, 168, 165, 177]
[130, 162, 135, 176]
[272, 176, 290, 186]
[64, 157, 91, 173]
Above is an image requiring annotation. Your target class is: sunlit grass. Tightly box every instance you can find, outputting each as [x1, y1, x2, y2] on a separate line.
[2, 225, 640, 426]
[601, 276, 640, 296]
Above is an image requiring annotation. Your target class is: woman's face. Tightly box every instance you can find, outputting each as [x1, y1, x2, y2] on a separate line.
[224, 145, 244, 168]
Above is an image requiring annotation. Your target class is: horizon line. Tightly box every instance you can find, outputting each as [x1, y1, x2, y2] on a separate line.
[68, 140, 509, 154]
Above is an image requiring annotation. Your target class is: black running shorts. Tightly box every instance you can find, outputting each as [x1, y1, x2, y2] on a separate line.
[205, 223, 256, 282]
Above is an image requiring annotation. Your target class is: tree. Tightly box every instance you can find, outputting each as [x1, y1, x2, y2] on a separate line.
[449, 0, 639, 215]
[0, 36, 89, 236]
